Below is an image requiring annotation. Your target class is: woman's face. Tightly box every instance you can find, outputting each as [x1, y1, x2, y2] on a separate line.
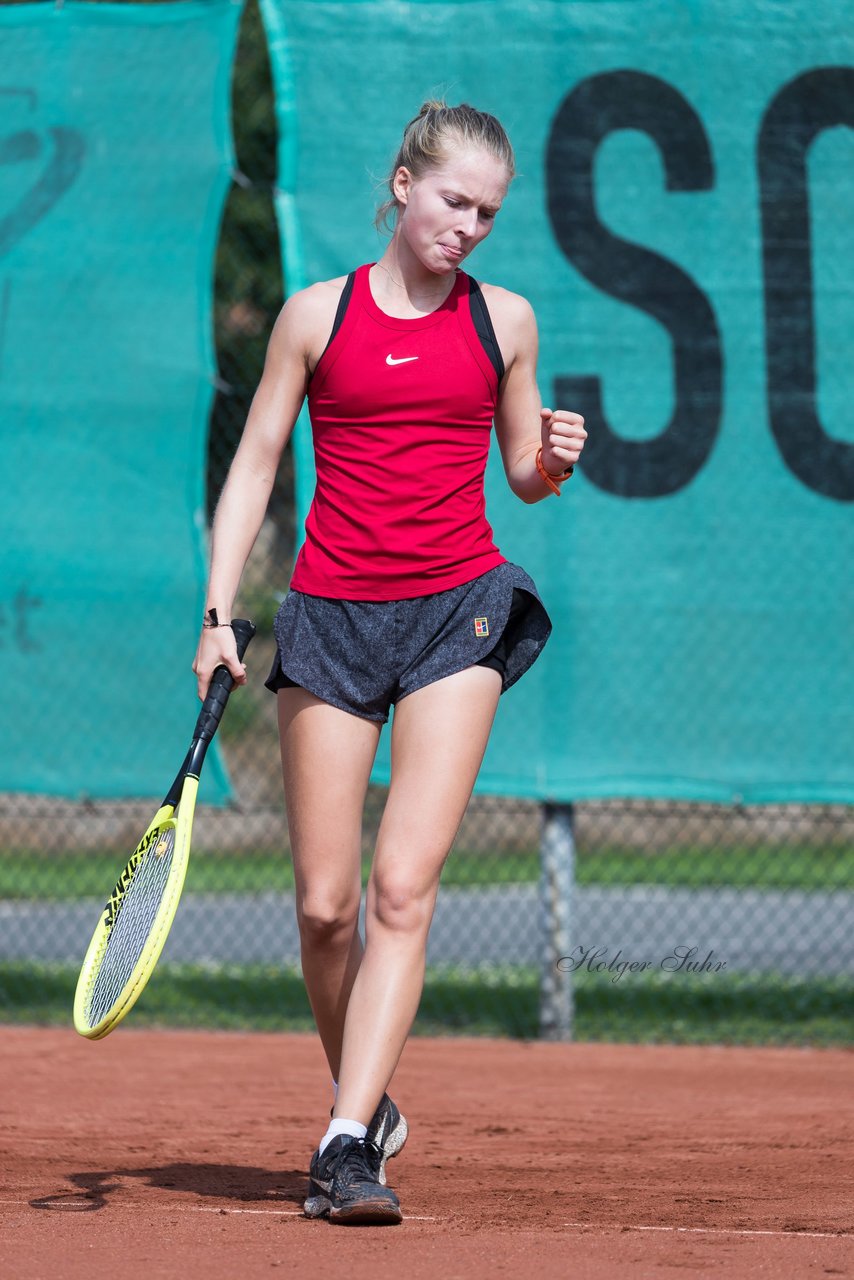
[393, 146, 510, 274]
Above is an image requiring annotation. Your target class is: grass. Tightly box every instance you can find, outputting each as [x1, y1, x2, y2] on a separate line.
[1, 843, 853, 901]
[576, 844, 854, 889]
[2, 961, 852, 1045]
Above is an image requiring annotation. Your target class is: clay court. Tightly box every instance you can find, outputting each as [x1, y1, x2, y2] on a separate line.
[1, 1028, 851, 1278]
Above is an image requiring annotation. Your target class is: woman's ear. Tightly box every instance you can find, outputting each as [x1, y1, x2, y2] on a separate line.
[392, 165, 412, 208]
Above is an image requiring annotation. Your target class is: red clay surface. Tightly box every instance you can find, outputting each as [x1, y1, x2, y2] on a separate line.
[1, 1027, 852, 1279]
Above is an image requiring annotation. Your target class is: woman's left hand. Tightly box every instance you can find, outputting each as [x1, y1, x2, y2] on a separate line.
[540, 407, 587, 475]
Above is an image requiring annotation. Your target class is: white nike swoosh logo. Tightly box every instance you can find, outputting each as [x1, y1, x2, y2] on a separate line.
[386, 355, 419, 366]
[373, 1114, 388, 1145]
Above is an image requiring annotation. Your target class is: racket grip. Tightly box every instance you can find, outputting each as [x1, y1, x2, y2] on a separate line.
[193, 618, 256, 744]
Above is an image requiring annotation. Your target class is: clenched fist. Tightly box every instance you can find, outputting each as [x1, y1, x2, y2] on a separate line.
[540, 408, 587, 475]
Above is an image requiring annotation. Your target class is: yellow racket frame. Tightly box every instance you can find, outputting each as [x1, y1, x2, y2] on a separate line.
[73, 776, 198, 1039]
[73, 618, 254, 1041]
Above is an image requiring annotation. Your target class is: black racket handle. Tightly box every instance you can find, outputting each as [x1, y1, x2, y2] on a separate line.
[193, 618, 256, 744]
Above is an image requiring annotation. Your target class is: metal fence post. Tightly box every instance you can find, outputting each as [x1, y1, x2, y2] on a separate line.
[539, 801, 575, 1040]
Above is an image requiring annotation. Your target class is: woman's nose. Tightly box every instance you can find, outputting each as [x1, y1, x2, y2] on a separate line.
[455, 207, 479, 239]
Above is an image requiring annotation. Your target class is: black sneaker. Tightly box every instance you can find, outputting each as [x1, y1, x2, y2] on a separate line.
[304, 1135, 402, 1225]
[303, 1137, 342, 1219]
[366, 1094, 408, 1187]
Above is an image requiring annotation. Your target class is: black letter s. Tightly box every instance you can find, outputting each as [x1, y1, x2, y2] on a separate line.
[546, 72, 723, 497]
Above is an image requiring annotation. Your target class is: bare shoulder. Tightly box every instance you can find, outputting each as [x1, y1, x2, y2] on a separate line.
[267, 275, 350, 367]
[477, 282, 538, 365]
[292, 275, 350, 314]
[271, 275, 348, 336]
[479, 282, 535, 323]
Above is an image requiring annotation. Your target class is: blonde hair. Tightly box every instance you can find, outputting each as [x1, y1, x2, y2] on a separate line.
[375, 100, 515, 232]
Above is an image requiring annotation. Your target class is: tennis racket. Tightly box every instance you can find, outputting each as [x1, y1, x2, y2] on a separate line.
[73, 619, 256, 1039]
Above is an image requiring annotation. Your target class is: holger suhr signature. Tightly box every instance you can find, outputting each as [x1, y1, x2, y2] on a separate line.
[557, 945, 727, 982]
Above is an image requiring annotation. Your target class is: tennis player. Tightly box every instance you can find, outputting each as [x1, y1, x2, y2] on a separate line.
[193, 101, 587, 1225]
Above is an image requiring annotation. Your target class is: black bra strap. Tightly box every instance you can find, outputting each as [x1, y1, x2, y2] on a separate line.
[331, 271, 356, 341]
[468, 277, 506, 383]
[313, 271, 356, 373]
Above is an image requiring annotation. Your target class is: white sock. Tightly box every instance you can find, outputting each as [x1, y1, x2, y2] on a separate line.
[319, 1118, 367, 1156]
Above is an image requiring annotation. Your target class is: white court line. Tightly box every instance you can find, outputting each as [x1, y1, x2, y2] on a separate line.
[562, 1222, 853, 1240]
[188, 1205, 437, 1221]
[0, 1197, 435, 1222]
[6, 1199, 846, 1236]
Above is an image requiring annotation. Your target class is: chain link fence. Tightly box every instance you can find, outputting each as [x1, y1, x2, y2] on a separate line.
[1, 0, 852, 1044]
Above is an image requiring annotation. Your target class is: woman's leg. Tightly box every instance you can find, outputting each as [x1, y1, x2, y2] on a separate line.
[277, 687, 382, 1080]
[333, 664, 502, 1125]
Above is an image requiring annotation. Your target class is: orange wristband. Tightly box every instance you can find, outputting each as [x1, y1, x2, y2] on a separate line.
[536, 447, 573, 496]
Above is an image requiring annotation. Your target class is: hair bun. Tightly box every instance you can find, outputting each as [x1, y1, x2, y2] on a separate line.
[417, 99, 446, 118]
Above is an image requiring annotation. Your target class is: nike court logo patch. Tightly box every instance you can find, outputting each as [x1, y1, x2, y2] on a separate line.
[386, 355, 419, 366]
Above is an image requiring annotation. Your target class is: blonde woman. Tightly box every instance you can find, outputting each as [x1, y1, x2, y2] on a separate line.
[194, 101, 587, 1225]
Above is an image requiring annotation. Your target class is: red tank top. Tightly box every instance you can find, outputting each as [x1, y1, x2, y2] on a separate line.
[289, 263, 506, 600]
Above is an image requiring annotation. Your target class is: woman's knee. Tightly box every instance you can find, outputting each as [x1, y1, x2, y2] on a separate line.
[367, 873, 436, 937]
[297, 891, 361, 948]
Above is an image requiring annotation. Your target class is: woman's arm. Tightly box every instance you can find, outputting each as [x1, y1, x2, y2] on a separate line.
[192, 286, 331, 697]
[485, 286, 587, 503]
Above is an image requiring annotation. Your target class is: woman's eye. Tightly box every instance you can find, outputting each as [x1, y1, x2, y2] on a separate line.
[444, 197, 461, 208]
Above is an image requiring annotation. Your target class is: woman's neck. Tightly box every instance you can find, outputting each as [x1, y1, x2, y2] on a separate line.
[371, 239, 456, 317]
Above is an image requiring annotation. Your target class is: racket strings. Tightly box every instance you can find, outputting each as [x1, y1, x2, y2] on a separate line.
[85, 825, 177, 1027]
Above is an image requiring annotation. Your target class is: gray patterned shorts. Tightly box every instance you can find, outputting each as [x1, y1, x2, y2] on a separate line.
[264, 561, 551, 723]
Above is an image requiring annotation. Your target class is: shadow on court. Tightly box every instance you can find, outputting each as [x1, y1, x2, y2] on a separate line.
[30, 1162, 306, 1212]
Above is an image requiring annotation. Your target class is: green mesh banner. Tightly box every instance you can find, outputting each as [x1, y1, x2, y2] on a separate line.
[261, 0, 854, 803]
[1, 0, 243, 800]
